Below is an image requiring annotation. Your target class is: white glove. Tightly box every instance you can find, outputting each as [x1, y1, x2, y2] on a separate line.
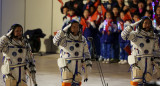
[130, 19, 142, 28]
[6, 29, 13, 37]
[63, 24, 71, 32]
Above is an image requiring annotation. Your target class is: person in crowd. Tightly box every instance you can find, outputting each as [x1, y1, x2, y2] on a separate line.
[89, 5, 96, 16]
[0, 24, 37, 86]
[62, 8, 80, 29]
[73, 1, 84, 17]
[146, 0, 153, 11]
[112, 6, 120, 22]
[129, 0, 138, 15]
[98, 11, 115, 63]
[136, 1, 146, 17]
[110, 6, 120, 63]
[121, 16, 160, 86]
[132, 13, 140, 23]
[91, 4, 106, 27]
[63, 0, 75, 10]
[90, 4, 107, 58]
[103, 0, 116, 11]
[144, 10, 153, 20]
[118, 11, 130, 64]
[80, 9, 96, 52]
[53, 20, 92, 86]
[83, 0, 94, 10]
[115, 0, 125, 11]
[61, 6, 69, 21]
[153, 6, 160, 30]
[129, 0, 138, 9]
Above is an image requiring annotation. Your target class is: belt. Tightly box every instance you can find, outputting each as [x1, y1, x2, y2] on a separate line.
[10, 63, 26, 68]
[135, 54, 153, 58]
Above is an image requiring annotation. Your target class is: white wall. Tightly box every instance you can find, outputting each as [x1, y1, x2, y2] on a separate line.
[0, 0, 69, 53]
[25, 0, 53, 53]
[1, 0, 25, 35]
[52, 0, 64, 33]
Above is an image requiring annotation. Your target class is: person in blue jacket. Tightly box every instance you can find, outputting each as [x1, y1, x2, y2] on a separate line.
[98, 11, 115, 63]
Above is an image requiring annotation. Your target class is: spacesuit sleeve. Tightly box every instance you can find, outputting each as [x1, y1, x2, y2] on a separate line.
[83, 37, 92, 65]
[153, 36, 160, 57]
[121, 25, 136, 41]
[0, 35, 10, 52]
[53, 30, 66, 47]
[154, 37, 159, 51]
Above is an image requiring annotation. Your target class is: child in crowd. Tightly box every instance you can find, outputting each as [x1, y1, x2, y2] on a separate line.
[99, 11, 114, 63]
[112, 6, 120, 23]
[91, 4, 106, 27]
[62, 8, 80, 29]
[154, 6, 160, 30]
[103, 0, 116, 11]
[90, 4, 106, 57]
[61, 6, 69, 21]
[144, 10, 153, 20]
[118, 11, 130, 64]
[80, 9, 96, 52]
[83, 0, 94, 10]
[110, 6, 120, 63]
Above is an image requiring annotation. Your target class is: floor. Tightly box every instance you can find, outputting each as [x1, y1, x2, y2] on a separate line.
[0, 54, 133, 86]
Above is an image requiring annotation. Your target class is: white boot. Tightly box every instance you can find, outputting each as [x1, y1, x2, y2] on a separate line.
[105, 59, 110, 64]
[121, 60, 128, 64]
[99, 56, 103, 61]
[118, 60, 123, 64]
[102, 59, 107, 63]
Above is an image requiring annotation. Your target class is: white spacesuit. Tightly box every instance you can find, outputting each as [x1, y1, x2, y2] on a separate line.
[53, 21, 92, 86]
[121, 17, 160, 86]
[0, 24, 37, 86]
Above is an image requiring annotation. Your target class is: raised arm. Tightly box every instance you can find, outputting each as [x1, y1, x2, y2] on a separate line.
[121, 20, 142, 41]
[53, 24, 71, 46]
[0, 30, 13, 52]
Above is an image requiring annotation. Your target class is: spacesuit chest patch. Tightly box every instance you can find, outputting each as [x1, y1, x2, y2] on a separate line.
[146, 39, 150, 43]
[18, 48, 23, 53]
[144, 50, 149, 54]
[139, 43, 144, 48]
[70, 46, 74, 51]
[12, 52, 17, 57]
[17, 57, 22, 62]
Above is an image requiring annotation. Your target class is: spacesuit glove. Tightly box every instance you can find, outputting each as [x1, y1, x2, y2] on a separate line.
[6, 29, 13, 37]
[84, 78, 88, 82]
[130, 19, 142, 28]
[62, 24, 71, 33]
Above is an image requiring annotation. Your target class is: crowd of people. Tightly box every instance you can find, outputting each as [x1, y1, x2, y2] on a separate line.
[58, 0, 160, 65]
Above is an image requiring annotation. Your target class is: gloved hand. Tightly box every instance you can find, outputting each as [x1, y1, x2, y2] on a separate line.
[6, 29, 13, 37]
[130, 19, 142, 28]
[84, 78, 88, 82]
[62, 24, 71, 32]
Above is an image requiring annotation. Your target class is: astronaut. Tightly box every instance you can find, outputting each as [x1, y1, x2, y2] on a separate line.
[0, 24, 37, 86]
[121, 17, 160, 86]
[53, 20, 92, 86]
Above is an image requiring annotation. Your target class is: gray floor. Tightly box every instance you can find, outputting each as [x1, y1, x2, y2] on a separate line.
[0, 54, 132, 86]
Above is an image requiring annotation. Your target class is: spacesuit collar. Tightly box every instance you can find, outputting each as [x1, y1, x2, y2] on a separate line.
[69, 33, 81, 41]
[139, 29, 154, 37]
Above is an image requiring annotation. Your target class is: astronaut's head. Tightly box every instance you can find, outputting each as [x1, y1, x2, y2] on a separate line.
[138, 16, 153, 32]
[68, 20, 81, 36]
[9, 24, 23, 39]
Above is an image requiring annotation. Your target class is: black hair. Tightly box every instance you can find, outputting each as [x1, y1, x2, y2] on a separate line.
[9, 24, 23, 38]
[60, 6, 68, 14]
[104, 11, 113, 19]
[67, 20, 81, 35]
[138, 16, 153, 32]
